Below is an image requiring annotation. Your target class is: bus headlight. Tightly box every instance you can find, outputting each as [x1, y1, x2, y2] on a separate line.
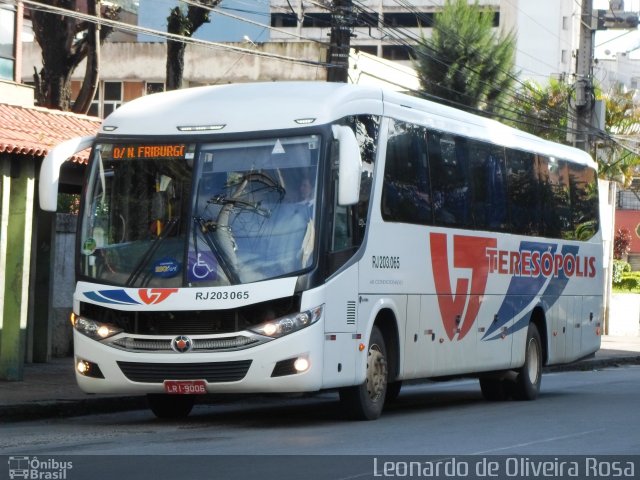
[73, 315, 122, 340]
[250, 305, 323, 339]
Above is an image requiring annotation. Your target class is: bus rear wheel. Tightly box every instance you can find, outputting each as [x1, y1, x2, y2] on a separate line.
[339, 326, 388, 420]
[147, 394, 195, 419]
[512, 323, 542, 400]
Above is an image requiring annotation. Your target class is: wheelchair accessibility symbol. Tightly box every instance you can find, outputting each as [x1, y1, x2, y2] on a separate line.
[188, 252, 217, 281]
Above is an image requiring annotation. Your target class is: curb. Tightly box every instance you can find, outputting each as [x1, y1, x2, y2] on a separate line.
[0, 396, 147, 423]
[2, 355, 640, 422]
[543, 354, 640, 373]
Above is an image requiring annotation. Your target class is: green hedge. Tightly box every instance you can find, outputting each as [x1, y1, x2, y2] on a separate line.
[612, 260, 639, 292]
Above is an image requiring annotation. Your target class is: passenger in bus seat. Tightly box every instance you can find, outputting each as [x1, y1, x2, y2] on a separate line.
[296, 174, 315, 266]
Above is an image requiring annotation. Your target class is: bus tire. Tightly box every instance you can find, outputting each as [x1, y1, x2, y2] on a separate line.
[147, 394, 195, 419]
[339, 326, 388, 420]
[385, 381, 403, 404]
[512, 323, 542, 400]
[479, 377, 509, 401]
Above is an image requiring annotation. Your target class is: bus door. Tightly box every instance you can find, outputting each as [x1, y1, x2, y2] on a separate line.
[580, 294, 602, 356]
[475, 294, 514, 371]
[548, 297, 570, 362]
[566, 296, 583, 362]
[418, 294, 479, 377]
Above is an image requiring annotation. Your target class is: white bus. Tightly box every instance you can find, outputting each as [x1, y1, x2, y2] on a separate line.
[40, 82, 603, 420]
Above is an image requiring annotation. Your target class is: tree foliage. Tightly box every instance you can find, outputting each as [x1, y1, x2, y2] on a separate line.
[166, 0, 222, 91]
[413, 0, 517, 115]
[514, 80, 640, 184]
[614, 227, 632, 260]
[597, 86, 640, 186]
[510, 78, 571, 143]
[31, 0, 119, 112]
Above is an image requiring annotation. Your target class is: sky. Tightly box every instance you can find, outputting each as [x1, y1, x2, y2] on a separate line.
[137, 0, 271, 43]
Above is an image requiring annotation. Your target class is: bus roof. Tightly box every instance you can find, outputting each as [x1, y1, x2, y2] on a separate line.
[100, 81, 596, 169]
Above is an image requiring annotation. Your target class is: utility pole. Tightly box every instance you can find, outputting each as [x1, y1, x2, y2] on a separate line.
[327, 0, 354, 83]
[568, 0, 595, 153]
[569, 1, 639, 151]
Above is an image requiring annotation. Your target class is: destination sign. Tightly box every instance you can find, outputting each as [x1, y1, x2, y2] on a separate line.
[112, 144, 186, 159]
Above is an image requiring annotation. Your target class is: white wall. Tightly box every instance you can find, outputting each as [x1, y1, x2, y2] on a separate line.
[501, 0, 577, 83]
[22, 41, 327, 85]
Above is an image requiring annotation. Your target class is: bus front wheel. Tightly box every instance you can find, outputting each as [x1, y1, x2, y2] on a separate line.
[339, 326, 388, 420]
[147, 394, 195, 419]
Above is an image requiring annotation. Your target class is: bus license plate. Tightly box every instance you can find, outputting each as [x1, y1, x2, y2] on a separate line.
[164, 380, 207, 395]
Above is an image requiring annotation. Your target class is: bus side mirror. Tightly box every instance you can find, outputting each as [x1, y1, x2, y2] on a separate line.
[39, 135, 95, 212]
[332, 125, 362, 206]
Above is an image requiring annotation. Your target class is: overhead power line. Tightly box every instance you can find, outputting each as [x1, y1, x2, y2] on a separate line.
[1, 0, 330, 68]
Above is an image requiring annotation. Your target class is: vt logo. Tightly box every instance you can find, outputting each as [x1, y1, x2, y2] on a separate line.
[138, 288, 179, 305]
[430, 233, 496, 341]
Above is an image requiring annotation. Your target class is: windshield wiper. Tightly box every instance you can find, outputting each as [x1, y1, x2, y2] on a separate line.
[125, 216, 180, 287]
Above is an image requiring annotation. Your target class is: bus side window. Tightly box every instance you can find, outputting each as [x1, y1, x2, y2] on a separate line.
[381, 120, 432, 225]
[506, 149, 541, 236]
[468, 141, 508, 231]
[568, 163, 599, 240]
[540, 156, 572, 239]
[328, 115, 380, 276]
[428, 131, 470, 227]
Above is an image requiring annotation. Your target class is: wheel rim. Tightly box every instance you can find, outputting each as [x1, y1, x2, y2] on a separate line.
[366, 343, 387, 402]
[526, 337, 540, 383]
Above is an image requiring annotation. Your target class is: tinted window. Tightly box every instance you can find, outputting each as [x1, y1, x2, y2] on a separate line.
[540, 156, 572, 238]
[467, 139, 508, 231]
[428, 132, 471, 227]
[569, 163, 599, 240]
[506, 149, 541, 235]
[380, 122, 598, 241]
[382, 121, 432, 225]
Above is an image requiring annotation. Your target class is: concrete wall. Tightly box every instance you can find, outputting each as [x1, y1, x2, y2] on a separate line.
[609, 294, 640, 336]
[22, 41, 327, 85]
[51, 214, 76, 357]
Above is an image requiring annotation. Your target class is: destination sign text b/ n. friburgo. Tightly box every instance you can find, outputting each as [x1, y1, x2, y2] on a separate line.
[113, 145, 186, 159]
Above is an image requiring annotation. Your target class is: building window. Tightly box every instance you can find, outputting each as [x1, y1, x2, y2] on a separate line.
[302, 13, 331, 28]
[103, 81, 122, 117]
[384, 12, 431, 28]
[562, 16, 569, 30]
[146, 82, 164, 95]
[271, 13, 297, 28]
[382, 45, 413, 61]
[0, 5, 16, 81]
[561, 49, 569, 64]
[88, 81, 123, 118]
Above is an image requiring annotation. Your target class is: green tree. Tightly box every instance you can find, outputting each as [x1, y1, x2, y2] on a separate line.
[166, 1, 222, 91]
[510, 78, 571, 143]
[514, 81, 640, 185]
[413, 0, 517, 115]
[597, 85, 640, 186]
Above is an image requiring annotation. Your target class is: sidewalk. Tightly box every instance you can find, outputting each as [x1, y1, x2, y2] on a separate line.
[1, 336, 639, 422]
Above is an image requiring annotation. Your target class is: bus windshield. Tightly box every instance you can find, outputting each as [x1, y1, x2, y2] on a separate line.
[79, 136, 321, 287]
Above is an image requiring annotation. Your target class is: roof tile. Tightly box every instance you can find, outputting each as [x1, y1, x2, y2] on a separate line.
[0, 103, 101, 164]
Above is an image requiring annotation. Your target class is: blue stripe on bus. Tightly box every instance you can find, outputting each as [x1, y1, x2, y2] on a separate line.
[83, 289, 141, 305]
